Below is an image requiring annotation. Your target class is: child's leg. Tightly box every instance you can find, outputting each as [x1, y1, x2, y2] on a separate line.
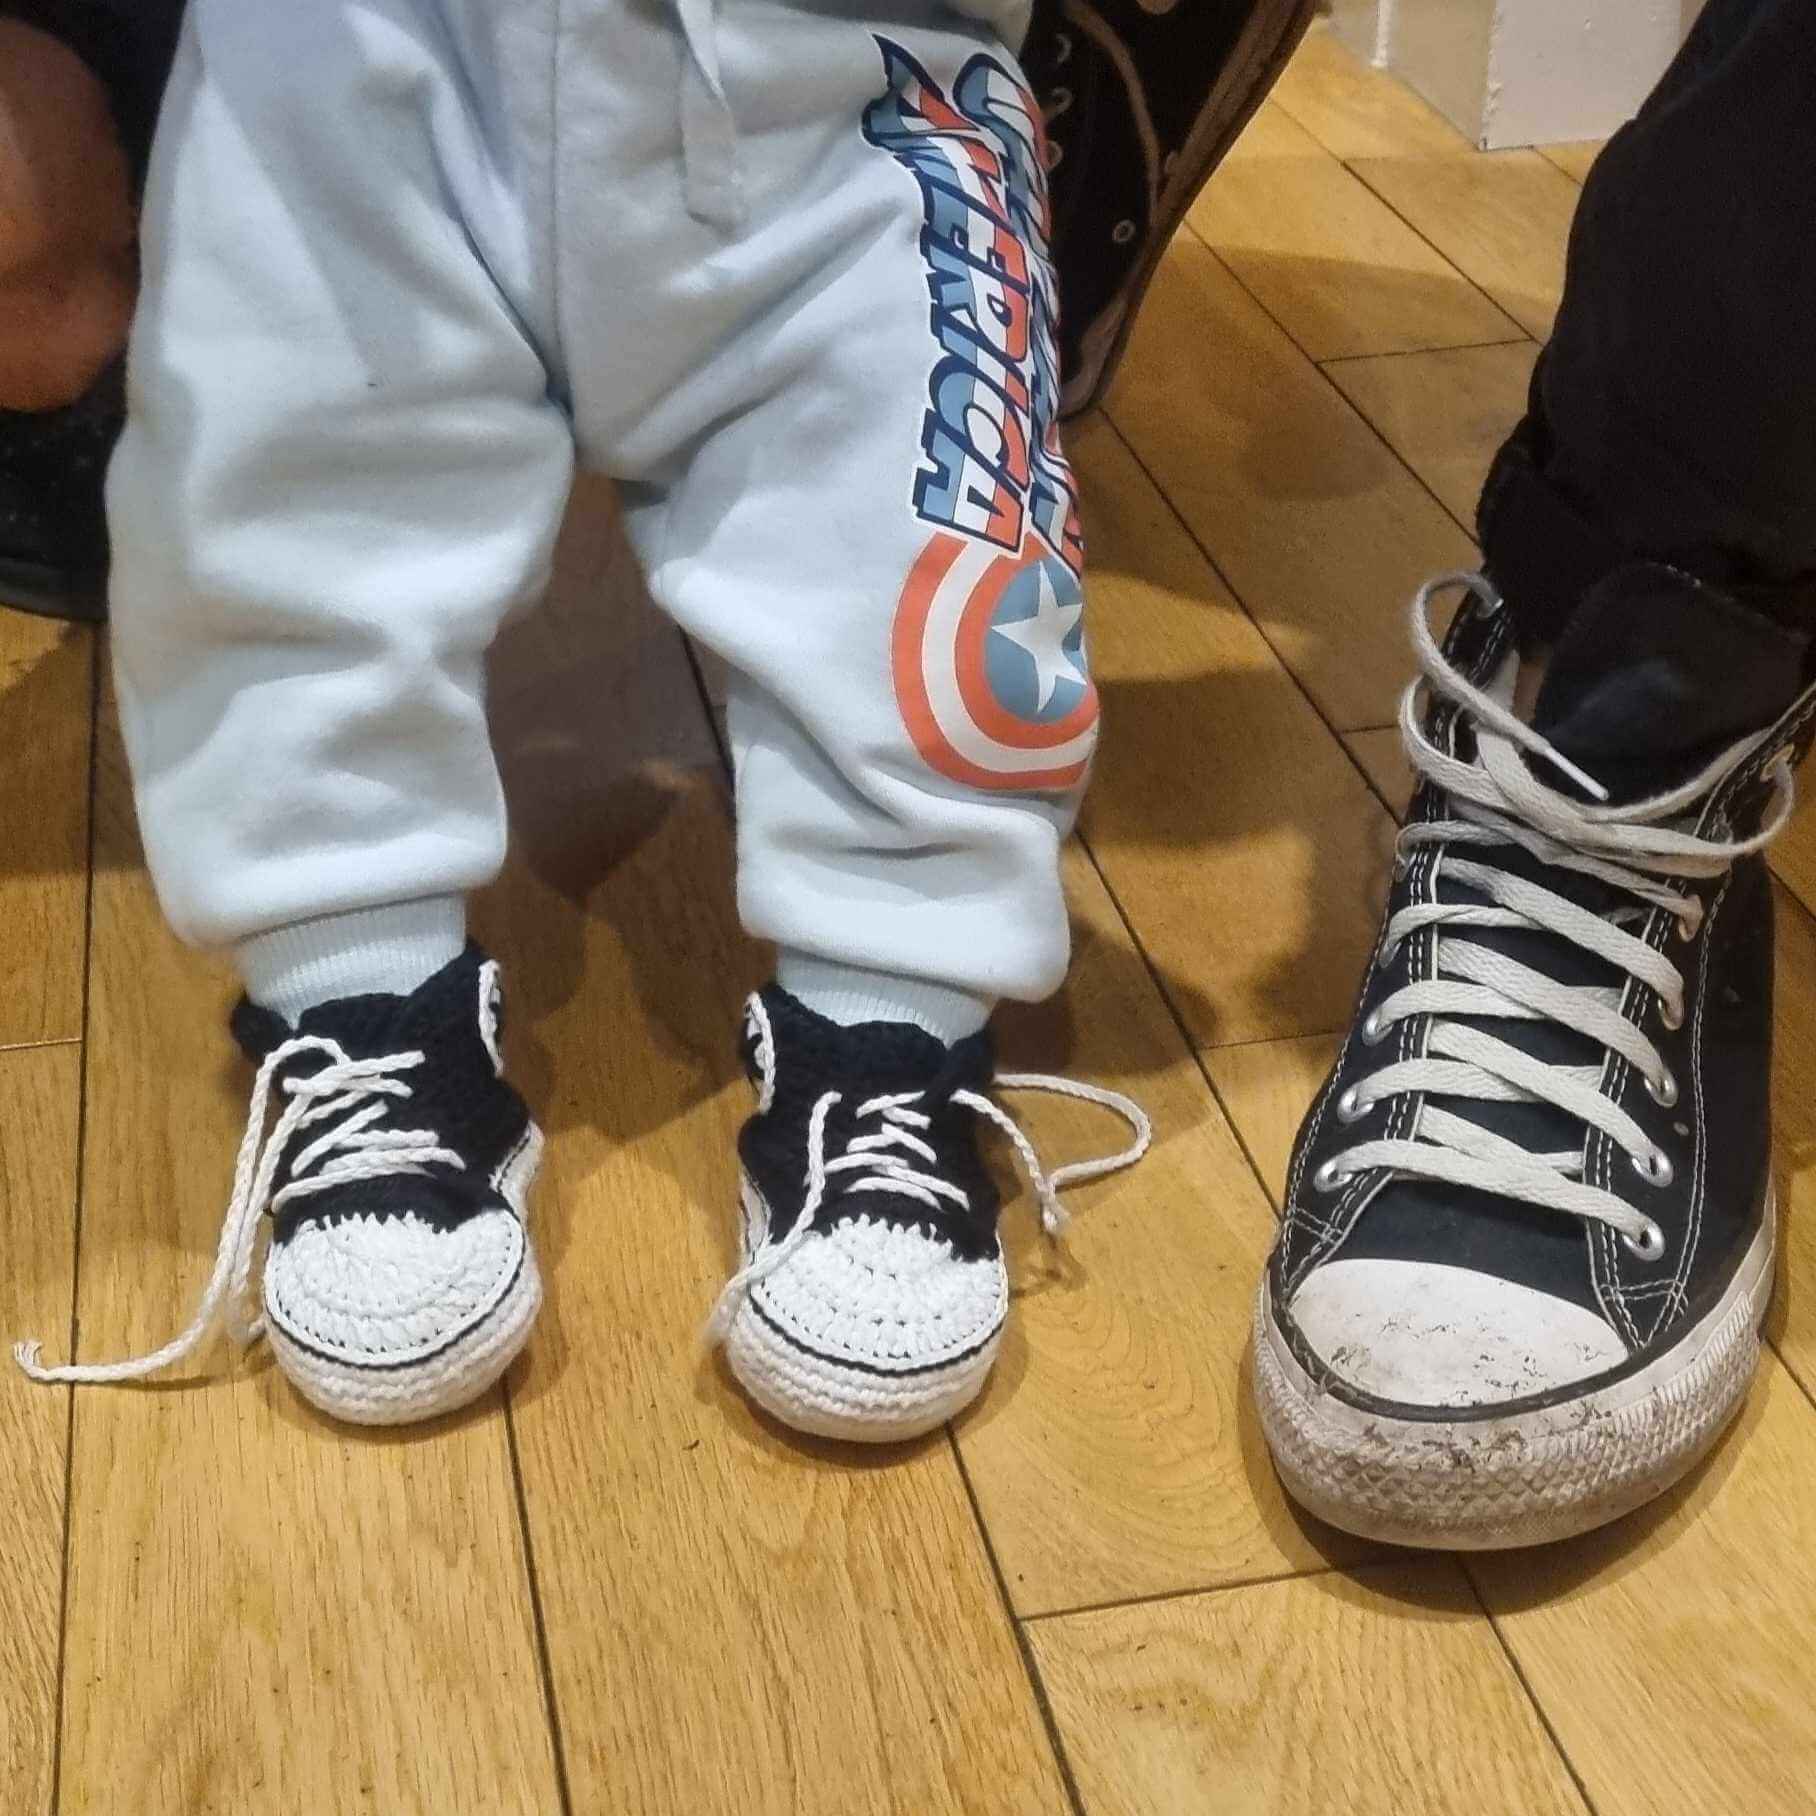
[564, 0, 1086, 1042]
[66, 0, 575, 1421]
[111, 0, 574, 1021]
[562, 0, 1140, 1436]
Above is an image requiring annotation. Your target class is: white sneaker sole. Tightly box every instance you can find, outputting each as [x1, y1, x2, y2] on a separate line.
[723, 1298, 998, 1444]
[721, 1175, 1001, 1443]
[1253, 1194, 1775, 1550]
[270, 1245, 543, 1427]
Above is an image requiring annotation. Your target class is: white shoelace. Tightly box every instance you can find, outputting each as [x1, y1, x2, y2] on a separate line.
[16, 1036, 461, 1385]
[705, 1059, 1152, 1344]
[1317, 572, 1796, 1258]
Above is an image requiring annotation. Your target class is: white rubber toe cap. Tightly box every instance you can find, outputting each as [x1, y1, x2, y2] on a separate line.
[265, 1206, 529, 1372]
[1286, 1258, 1629, 1409]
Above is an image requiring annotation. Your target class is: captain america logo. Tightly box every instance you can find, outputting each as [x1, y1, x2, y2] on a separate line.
[864, 38, 1098, 792]
[893, 532, 1097, 790]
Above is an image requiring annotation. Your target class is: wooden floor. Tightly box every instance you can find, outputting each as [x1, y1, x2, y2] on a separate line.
[6, 26, 1816, 1813]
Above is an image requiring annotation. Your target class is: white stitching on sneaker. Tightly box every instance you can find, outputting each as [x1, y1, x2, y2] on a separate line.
[1319, 572, 1796, 1256]
[16, 1036, 463, 1385]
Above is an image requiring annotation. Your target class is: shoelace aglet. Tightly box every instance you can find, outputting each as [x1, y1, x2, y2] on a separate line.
[1533, 743, 1612, 805]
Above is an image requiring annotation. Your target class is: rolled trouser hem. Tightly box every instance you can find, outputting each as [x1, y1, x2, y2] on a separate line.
[777, 953, 994, 1042]
[235, 897, 468, 1025]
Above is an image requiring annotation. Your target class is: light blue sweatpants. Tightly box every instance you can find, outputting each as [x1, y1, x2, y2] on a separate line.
[108, 0, 1096, 1032]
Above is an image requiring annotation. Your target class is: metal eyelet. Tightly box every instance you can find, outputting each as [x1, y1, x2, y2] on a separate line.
[1361, 1008, 1390, 1045]
[1336, 1085, 1372, 1124]
[1621, 1219, 1668, 1261]
[1629, 1147, 1674, 1188]
[1659, 997, 1685, 1032]
[1313, 1156, 1354, 1193]
[1644, 1070, 1679, 1108]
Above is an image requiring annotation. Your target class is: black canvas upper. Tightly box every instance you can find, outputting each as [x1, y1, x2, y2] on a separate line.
[1273, 580, 1816, 1409]
[739, 986, 1002, 1262]
[231, 944, 531, 1245]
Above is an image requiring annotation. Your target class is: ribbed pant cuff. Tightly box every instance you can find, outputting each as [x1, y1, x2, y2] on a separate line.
[776, 954, 994, 1043]
[235, 897, 468, 1025]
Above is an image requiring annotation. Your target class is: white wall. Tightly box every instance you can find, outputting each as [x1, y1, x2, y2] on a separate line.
[1333, 0, 1699, 148]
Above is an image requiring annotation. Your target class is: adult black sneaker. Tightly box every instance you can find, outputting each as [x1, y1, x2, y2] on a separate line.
[1254, 568, 1811, 1548]
[18, 945, 543, 1424]
[708, 985, 1148, 1442]
[1026, 0, 1315, 415]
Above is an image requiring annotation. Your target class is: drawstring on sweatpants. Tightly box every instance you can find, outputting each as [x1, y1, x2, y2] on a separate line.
[675, 0, 744, 229]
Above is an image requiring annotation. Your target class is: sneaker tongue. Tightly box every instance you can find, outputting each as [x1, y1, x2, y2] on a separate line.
[1528, 563, 1808, 804]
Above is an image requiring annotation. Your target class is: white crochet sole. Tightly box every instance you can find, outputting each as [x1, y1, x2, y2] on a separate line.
[1254, 1194, 1775, 1550]
[269, 1246, 543, 1426]
[721, 1176, 1001, 1443]
[723, 1297, 999, 1443]
[267, 1125, 545, 1428]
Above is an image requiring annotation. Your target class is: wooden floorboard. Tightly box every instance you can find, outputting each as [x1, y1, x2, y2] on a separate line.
[1323, 340, 1539, 531]
[0, 1044, 81, 1816]
[1105, 234, 1476, 733]
[0, 612, 91, 1047]
[1347, 149, 1578, 341]
[1071, 418, 1393, 1047]
[1188, 102, 1523, 362]
[1028, 1561, 1588, 1816]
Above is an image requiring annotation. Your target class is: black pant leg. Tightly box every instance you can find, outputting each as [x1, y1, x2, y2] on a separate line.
[1479, 0, 1816, 645]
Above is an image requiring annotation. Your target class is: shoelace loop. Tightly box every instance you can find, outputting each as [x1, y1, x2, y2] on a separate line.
[16, 1036, 460, 1386]
[705, 1019, 1151, 1346]
[1320, 571, 1795, 1258]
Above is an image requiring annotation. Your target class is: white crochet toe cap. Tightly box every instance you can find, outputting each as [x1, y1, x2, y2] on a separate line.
[751, 1215, 1007, 1375]
[264, 1205, 530, 1371]
[1288, 1258, 1629, 1409]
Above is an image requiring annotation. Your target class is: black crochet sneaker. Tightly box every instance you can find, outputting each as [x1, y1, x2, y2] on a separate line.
[0, 363, 121, 623]
[1254, 568, 1812, 1548]
[708, 986, 1148, 1441]
[18, 945, 543, 1424]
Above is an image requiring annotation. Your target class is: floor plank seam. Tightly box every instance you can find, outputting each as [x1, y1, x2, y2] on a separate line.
[1317, 336, 1533, 368]
[1017, 1560, 1353, 1627]
[501, 1377, 578, 1816]
[50, 622, 104, 1816]
[1338, 154, 1564, 345]
[1459, 1563, 1605, 1816]
[944, 1430, 1090, 1816]
[1186, 229, 1493, 551]
[1182, 183, 1523, 380]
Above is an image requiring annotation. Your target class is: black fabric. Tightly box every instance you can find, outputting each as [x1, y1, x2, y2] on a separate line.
[1272, 591, 1802, 1403]
[1481, 0, 1816, 653]
[738, 987, 1002, 1261]
[0, 358, 119, 620]
[231, 944, 530, 1244]
[1530, 564, 1809, 802]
